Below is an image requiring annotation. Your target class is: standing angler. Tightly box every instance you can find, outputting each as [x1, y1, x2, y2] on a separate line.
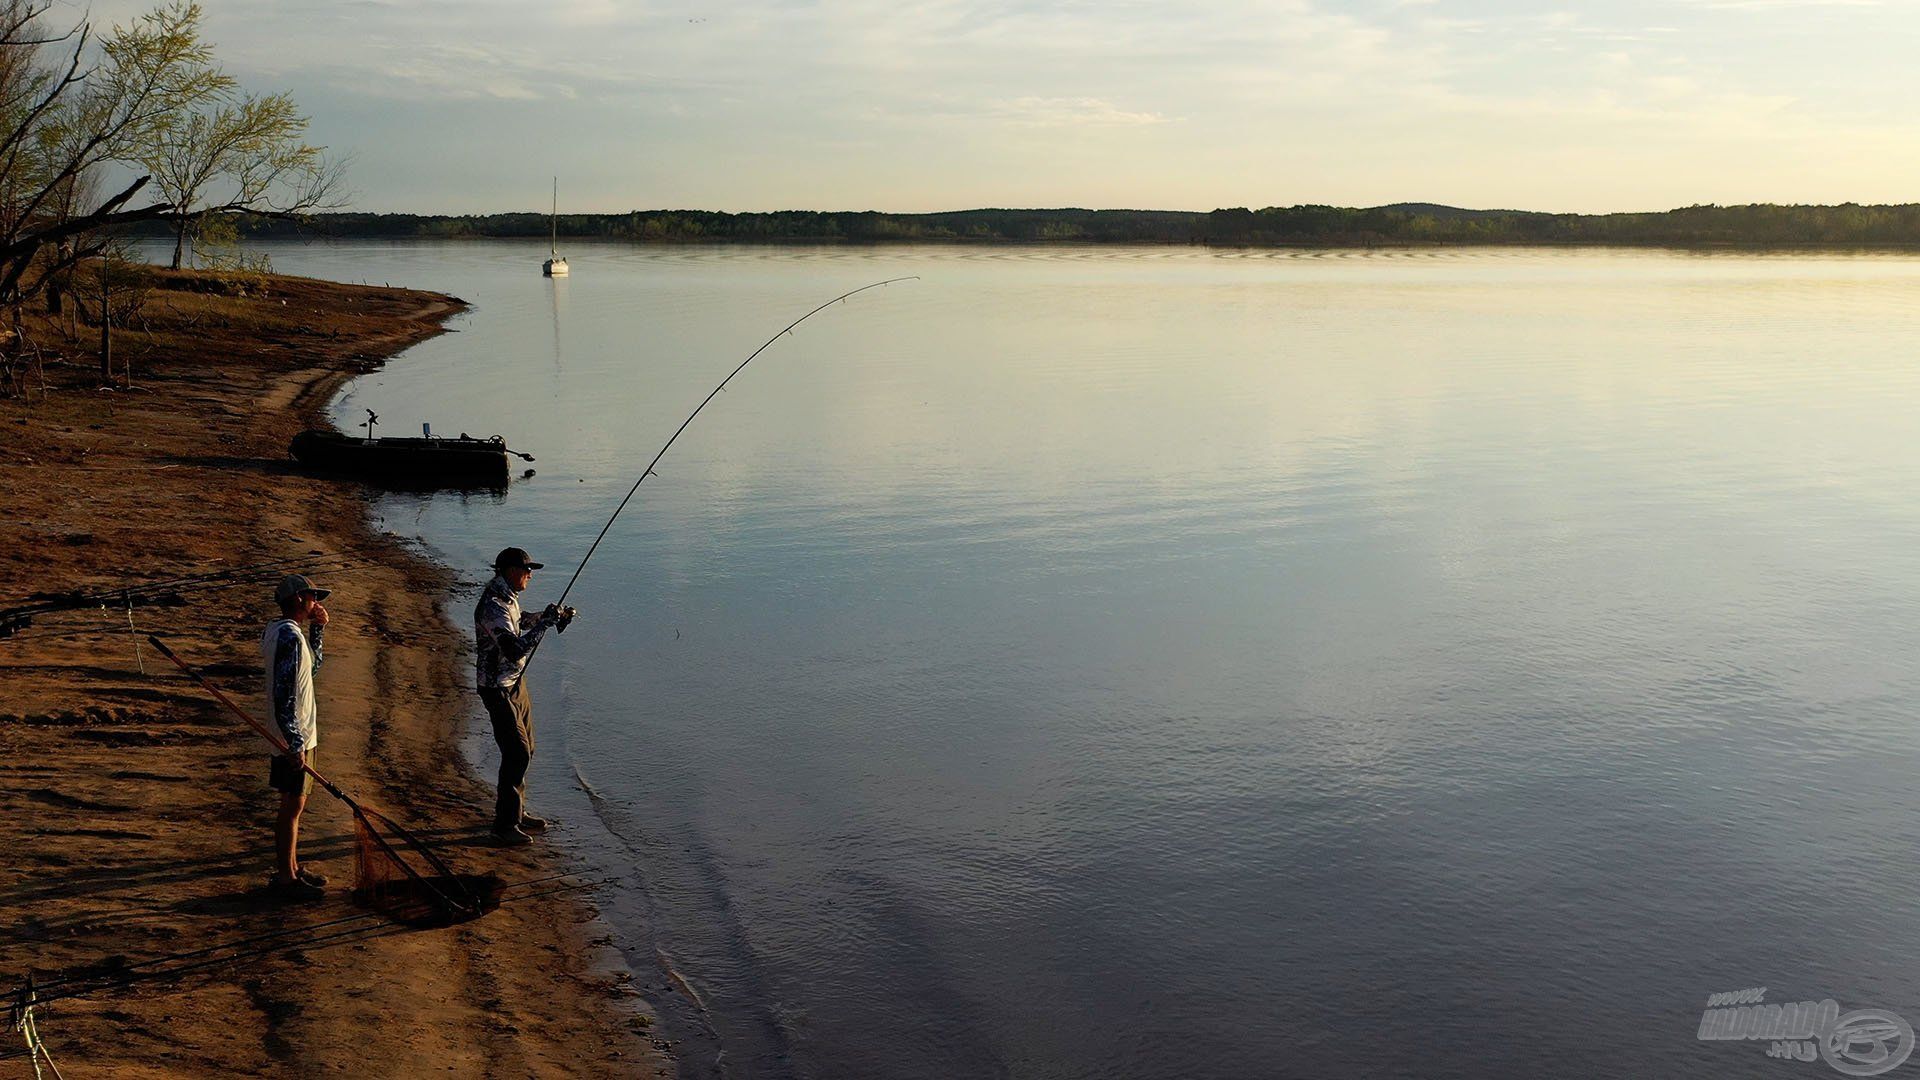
[262, 573, 330, 900]
[463, 284, 906, 844]
[474, 547, 576, 846]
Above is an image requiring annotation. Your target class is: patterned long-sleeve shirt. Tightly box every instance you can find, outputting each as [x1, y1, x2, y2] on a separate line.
[474, 574, 549, 689]
[260, 618, 323, 753]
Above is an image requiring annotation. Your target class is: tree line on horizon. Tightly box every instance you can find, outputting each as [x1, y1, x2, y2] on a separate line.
[195, 201, 1920, 248]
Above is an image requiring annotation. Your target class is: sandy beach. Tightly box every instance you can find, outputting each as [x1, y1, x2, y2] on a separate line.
[0, 268, 670, 1077]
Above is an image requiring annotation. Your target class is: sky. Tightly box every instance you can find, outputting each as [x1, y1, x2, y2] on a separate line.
[65, 0, 1920, 215]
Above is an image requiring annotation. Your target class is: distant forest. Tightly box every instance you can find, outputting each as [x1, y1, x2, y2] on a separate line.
[179, 202, 1920, 248]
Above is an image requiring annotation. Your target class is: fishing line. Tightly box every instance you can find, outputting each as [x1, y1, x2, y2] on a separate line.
[21, 873, 601, 998]
[531, 276, 917, 663]
[1, 556, 391, 641]
[122, 547, 393, 591]
[16, 876, 611, 1009]
[98, 548, 391, 595]
[46, 546, 387, 596]
[0, 548, 392, 620]
[22, 908, 393, 997]
[25, 921, 409, 1009]
[10, 280, 920, 1048]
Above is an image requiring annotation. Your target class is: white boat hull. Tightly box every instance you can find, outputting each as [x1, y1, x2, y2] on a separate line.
[543, 257, 568, 277]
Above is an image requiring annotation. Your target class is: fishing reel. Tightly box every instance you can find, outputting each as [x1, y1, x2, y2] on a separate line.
[542, 604, 578, 633]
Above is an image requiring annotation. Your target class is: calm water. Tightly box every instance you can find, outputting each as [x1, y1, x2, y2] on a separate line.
[264, 240, 1920, 1077]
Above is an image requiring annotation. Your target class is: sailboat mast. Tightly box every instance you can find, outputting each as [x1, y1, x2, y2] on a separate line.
[550, 177, 558, 256]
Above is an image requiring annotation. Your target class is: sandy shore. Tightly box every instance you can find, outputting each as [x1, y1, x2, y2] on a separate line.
[0, 269, 671, 1076]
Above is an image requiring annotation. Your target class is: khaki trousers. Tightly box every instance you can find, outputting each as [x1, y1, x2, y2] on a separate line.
[479, 677, 534, 832]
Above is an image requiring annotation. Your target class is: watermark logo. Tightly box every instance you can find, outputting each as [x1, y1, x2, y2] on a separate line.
[1697, 987, 1915, 1076]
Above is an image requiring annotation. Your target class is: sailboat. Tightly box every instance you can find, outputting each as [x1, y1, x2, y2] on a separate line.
[542, 177, 569, 277]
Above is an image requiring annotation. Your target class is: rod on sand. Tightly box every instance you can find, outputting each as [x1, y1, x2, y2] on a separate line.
[143, 633, 485, 925]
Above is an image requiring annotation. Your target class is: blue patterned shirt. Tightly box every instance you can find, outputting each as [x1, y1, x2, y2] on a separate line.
[473, 574, 548, 689]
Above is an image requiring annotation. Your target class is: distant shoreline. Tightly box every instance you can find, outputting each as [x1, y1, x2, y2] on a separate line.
[119, 202, 1920, 250]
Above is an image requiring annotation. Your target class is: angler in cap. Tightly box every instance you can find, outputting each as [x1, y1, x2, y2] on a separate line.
[474, 547, 576, 846]
[262, 574, 330, 900]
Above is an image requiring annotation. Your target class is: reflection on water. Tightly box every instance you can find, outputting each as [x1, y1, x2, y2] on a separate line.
[547, 274, 566, 373]
[264, 240, 1920, 1078]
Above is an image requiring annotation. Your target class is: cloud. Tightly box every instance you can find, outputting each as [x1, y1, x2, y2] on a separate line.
[1675, 0, 1879, 7]
[45, 0, 1920, 212]
[338, 44, 578, 101]
[989, 97, 1172, 127]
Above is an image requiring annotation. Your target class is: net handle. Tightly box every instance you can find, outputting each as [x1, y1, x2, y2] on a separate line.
[144, 634, 349, 802]
[146, 633, 480, 921]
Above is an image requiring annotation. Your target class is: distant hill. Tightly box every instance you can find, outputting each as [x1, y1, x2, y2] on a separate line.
[145, 202, 1920, 248]
[189, 207, 1209, 244]
[1372, 203, 1549, 220]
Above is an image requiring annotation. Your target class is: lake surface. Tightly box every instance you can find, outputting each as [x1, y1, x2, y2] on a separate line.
[257, 239, 1920, 1077]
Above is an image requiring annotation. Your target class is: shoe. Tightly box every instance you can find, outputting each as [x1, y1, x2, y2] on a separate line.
[518, 815, 548, 832]
[296, 867, 330, 888]
[491, 826, 533, 847]
[270, 876, 325, 902]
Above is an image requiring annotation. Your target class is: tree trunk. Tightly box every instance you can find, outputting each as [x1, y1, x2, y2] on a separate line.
[46, 242, 69, 315]
[170, 216, 187, 271]
[99, 270, 110, 384]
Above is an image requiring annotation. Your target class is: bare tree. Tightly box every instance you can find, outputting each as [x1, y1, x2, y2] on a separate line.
[0, 1, 230, 306]
[43, 165, 98, 313]
[143, 88, 345, 269]
[88, 238, 153, 384]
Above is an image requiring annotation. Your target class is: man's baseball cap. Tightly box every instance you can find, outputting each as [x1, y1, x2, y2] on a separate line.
[492, 547, 544, 571]
[274, 574, 331, 605]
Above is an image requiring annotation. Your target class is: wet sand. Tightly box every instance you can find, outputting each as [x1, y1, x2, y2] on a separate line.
[0, 269, 671, 1076]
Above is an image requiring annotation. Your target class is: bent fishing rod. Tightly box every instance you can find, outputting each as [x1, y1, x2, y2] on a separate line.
[524, 275, 917, 665]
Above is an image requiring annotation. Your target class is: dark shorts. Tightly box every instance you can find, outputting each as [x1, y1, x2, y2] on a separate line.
[269, 749, 314, 797]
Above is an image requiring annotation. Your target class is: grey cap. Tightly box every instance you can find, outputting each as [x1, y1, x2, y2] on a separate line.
[274, 574, 332, 606]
